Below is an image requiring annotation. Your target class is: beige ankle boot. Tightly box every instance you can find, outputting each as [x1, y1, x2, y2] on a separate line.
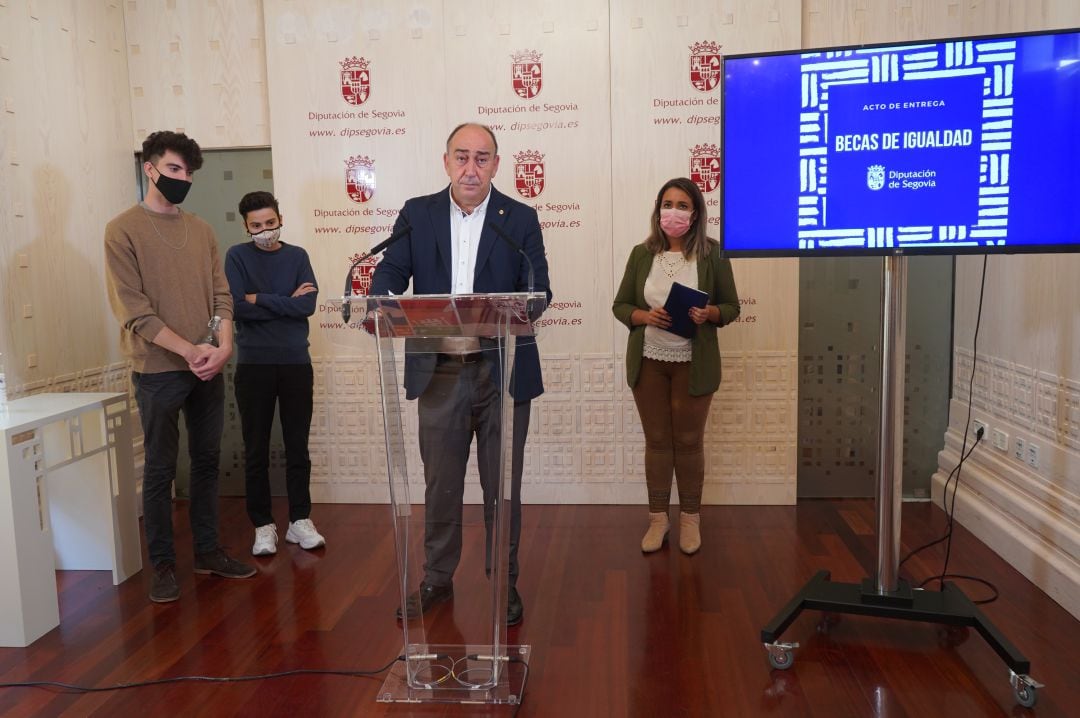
[679, 512, 701, 555]
[641, 512, 669, 552]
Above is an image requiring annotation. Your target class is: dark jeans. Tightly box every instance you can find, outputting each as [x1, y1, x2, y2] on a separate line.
[233, 363, 314, 527]
[132, 370, 225, 567]
[417, 357, 530, 589]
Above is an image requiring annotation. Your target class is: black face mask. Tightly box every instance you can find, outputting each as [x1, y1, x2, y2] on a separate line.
[151, 167, 192, 205]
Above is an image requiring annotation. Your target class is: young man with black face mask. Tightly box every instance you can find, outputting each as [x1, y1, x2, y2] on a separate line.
[225, 191, 323, 558]
[105, 131, 256, 604]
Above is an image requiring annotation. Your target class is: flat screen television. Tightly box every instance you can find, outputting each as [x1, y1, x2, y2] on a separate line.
[721, 28, 1080, 256]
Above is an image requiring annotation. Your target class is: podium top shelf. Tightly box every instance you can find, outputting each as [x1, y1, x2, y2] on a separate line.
[329, 292, 546, 339]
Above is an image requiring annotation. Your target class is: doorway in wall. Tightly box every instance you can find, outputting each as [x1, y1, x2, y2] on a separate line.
[137, 147, 276, 498]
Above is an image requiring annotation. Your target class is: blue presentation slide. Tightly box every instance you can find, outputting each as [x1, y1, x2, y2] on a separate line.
[722, 30, 1080, 254]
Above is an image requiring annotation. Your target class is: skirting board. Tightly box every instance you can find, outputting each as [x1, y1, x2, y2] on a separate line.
[930, 455, 1080, 621]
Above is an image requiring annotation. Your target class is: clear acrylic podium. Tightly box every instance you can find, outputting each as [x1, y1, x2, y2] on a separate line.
[331, 292, 544, 705]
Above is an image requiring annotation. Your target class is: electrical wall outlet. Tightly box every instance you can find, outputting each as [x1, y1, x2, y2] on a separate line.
[973, 419, 987, 438]
[1027, 443, 1040, 469]
[1013, 437, 1025, 461]
[991, 428, 1009, 451]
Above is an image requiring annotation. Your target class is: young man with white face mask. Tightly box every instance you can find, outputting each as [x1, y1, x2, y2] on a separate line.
[225, 191, 324, 558]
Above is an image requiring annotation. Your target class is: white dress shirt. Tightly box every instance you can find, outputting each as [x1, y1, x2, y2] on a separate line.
[449, 188, 491, 294]
[443, 188, 492, 353]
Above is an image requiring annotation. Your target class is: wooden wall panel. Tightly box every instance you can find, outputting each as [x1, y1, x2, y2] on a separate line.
[123, 0, 269, 149]
[0, 0, 134, 399]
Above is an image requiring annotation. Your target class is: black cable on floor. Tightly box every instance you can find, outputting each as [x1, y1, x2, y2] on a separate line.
[0, 655, 405, 693]
[919, 573, 999, 605]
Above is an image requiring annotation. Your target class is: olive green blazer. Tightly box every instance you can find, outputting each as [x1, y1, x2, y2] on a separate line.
[612, 241, 740, 396]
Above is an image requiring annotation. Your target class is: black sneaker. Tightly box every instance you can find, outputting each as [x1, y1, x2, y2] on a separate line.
[194, 548, 256, 579]
[396, 582, 453, 620]
[150, 562, 180, 603]
[507, 586, 524, 626]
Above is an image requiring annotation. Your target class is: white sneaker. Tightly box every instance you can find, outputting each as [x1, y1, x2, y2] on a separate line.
[286, 518, 326, 550]
[252, 524, 278, 556]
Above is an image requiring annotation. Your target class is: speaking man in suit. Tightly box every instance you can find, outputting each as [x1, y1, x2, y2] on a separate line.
[370, 123, 551, 626]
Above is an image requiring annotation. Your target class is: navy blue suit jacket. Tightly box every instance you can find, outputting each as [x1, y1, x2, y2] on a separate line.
[369, 185, 552, 401]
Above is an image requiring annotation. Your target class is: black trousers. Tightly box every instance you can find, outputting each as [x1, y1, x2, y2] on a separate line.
[132, 370, 224, 567]
[417, 357, 531, 589]
[233, 363, 314, 526]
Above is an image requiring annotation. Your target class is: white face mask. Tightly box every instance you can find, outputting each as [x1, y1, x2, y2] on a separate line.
[251, 226, 281, 249]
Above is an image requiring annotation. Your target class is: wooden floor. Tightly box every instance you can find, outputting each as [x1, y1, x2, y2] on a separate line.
[0, 499, 1076, 717]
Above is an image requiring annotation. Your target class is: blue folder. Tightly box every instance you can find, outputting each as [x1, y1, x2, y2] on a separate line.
[662, 282, 709, 339]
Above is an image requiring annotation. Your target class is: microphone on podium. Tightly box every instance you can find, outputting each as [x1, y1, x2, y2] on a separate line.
[485, 220, 535, 297]
[341, 220, 412, 324]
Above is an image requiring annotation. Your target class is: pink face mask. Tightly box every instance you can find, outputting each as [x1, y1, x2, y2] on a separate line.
[659, 208, 693, 238]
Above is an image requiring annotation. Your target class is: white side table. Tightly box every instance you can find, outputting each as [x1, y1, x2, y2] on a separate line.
[0, 393, 141, 646]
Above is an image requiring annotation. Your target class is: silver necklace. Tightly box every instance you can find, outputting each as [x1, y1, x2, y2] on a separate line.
[656, 251, 687, 279]
[141, 205, 189, 250]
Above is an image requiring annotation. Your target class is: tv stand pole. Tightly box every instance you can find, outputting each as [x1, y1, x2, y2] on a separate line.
[760, 255, 1043, 708]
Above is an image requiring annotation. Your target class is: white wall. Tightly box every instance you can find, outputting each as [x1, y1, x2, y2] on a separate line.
[937, 252, 1080, 619]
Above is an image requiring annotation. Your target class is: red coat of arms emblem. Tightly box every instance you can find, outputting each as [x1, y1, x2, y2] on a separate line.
[690, 144, 721, 194]
[511, 50, 543, 99]
[348, 253, 380, 297]
[340, 56, 371, 106]
[513, 150, 545, 199]
[689, 41, 723, 92]
[345, 155, 376, 203]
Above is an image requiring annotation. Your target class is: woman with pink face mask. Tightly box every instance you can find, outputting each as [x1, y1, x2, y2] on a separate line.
[612, 177, 740, 555]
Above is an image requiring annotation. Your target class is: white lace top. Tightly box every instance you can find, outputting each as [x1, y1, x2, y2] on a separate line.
[642, 251, 698, 363]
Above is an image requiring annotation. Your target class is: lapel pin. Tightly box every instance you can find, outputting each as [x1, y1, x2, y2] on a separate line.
[499, 209, 505, 215]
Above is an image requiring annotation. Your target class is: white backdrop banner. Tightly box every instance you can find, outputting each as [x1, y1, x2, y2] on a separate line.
[263, 0, 800, 504]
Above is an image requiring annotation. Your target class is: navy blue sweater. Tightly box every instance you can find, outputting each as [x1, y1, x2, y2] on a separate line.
[224, 242, 317, 364]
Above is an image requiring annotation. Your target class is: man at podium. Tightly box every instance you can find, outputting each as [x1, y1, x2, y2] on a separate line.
[370, 123, 551, 626]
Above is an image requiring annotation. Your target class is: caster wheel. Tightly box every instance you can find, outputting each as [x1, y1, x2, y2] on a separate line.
[1014, 684, 1037, 708]
[768, 650, 793, 671]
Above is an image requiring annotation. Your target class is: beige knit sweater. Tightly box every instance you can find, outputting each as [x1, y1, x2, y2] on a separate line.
[104, 204, 233, 373]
